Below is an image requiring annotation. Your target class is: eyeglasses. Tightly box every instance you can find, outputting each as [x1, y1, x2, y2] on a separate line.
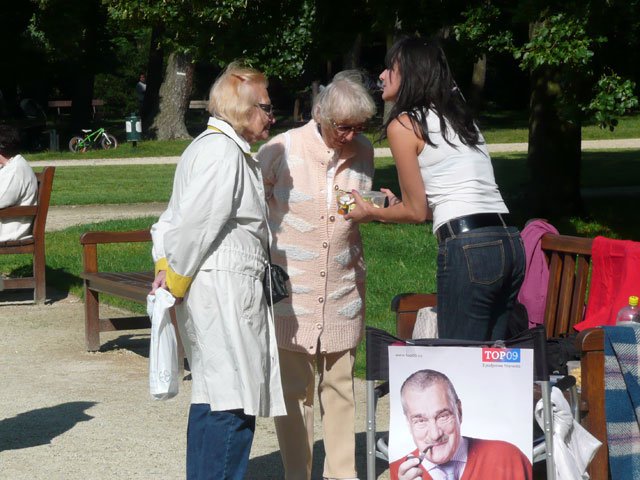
[256, 103, 274, 116]
[331, 121, 366, 135]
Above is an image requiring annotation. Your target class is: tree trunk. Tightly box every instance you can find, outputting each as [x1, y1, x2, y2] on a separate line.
[527, 65, 583, 218]
[343, 33, 362, 70]
[151, 51, 193, 140]
[292, 97, 301, 123]
[141, 25, 164, 135]
[311, 80, 321, 110]
[70, 75, 95, 132]
[469, 54, 487, 114]
[70, 0, 99, 133]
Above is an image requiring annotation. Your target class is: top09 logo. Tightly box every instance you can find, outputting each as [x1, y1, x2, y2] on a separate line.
[482, 348, 521, 363]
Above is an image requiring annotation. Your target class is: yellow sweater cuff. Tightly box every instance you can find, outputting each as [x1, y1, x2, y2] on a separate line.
[154, 257, 168, 276]
[166, 267, 192, 298]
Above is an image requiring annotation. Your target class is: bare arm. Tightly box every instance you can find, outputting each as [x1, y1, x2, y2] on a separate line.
[345, 115, 430, 224]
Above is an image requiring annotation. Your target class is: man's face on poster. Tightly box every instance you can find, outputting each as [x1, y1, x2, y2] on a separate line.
[403, 382, 462, 465]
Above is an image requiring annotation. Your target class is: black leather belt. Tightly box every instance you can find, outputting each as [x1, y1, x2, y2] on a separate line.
[435, 213, 509, 243]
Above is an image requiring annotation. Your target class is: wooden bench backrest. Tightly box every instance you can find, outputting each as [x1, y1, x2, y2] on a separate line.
[541, 234, 593, 338]
[0, 166, 55, 302]
[80, 229, 151, 274]
[32, 167, 56, 239]
[0, 166, 55, 228]
[391, 293, 437, 339]
[392, 233, 594, 340]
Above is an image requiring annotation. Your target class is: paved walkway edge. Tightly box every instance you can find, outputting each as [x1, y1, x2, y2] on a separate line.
[27, 138, 640, 167]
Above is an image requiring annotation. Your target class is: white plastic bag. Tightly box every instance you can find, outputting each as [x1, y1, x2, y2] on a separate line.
[535, 386, 601, 479]
[147, 288, 179, 400]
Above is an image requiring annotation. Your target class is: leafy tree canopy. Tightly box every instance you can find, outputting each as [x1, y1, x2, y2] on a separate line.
[454, 0, 639, 130]
[105, 0, 315, 80]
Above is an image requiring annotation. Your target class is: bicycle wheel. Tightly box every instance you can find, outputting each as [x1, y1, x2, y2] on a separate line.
[69, 136, 86, 153]
[101, 133, 118, 150]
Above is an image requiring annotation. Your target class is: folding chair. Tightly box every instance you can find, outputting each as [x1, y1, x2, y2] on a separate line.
[365, 325, 557, 480]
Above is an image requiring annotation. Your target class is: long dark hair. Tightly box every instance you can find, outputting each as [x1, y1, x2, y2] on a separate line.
[383, 36, 481, 149]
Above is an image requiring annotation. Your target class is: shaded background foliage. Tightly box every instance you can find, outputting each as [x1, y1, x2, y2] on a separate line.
[1, 0, 639, 219]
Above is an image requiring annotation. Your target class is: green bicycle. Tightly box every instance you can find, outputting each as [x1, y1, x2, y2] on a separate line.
[69, 127, 118, 152]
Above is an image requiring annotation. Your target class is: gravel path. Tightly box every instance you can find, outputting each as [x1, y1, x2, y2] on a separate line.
[27, 137, 640, 169]
[46, 203, 167, 232]
[0, 294, 391, 480]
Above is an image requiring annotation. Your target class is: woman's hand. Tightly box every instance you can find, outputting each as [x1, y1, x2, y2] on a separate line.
[150, 270, 183, 304]
[344, 190, 374, 223]
[380, 187, 401, 206]
[150, 270, 167, 294]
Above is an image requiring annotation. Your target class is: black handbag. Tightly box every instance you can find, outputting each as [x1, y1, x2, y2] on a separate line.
[263, 262, 290, 306]
[263, 244, 289, 306]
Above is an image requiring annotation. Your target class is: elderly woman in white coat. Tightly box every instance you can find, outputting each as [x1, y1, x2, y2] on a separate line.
[150, 62, 285, 480]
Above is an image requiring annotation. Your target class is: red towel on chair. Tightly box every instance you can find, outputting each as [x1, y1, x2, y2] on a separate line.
[574, 236, 640, 331]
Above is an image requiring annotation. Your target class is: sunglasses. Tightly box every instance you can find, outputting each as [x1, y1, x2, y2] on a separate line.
[331, 121, 366, 134]
[256, 103, 274, 116]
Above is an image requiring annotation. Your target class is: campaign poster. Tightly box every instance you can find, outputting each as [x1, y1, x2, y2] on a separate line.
[388, 345, 533, 480]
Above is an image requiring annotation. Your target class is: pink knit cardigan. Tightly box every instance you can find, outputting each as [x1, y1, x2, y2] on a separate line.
[257, 120, 374, 354]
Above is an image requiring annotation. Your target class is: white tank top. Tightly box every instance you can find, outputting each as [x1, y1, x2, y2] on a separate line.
[415, 109, 508, 232]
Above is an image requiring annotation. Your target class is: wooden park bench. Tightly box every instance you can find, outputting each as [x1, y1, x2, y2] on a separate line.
[80, 229, 155, 352]
[48, 99, 105, 117]
[391, 233, 608, 479]
[0, 166, 56, 303]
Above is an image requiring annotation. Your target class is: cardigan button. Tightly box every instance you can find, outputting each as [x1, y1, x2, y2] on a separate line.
[318, 297, 324, 303]
[322, 242, 328, 248]
[320, 271, 326, 277]
[329, 215, 335, 222]
[334, 185, 339, 190]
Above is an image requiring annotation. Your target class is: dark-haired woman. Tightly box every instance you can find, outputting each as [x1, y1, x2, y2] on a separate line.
[346, 36, 525, 342]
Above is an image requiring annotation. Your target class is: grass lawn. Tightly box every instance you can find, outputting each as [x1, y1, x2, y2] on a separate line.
[34, 148, 640, 209]
[5, 145, 640, 376]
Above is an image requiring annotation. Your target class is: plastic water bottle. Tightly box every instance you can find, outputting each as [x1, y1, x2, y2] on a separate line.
[616, 296, 640, 325]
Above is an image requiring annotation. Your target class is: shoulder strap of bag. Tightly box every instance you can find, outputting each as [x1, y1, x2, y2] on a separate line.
[207, 126, 273, 256]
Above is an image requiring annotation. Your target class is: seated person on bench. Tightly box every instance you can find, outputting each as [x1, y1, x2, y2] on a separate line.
[0, 124, 37, 242]
[390, 369, 531, 480]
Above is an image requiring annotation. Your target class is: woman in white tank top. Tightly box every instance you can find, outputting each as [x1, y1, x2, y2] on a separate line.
[346, 36, 525, 342]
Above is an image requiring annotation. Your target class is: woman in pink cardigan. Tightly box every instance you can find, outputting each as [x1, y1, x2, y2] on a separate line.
[257, 72, 376, 480]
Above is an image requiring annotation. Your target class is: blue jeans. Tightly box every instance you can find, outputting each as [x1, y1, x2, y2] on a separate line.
[436, 226, 525, 341]
[186, 405, 255, 480]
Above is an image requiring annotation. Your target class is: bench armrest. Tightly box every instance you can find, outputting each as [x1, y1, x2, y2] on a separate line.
[575, 327, 608, 479]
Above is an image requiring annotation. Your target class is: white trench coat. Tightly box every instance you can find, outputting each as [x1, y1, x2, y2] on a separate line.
[151, 117, 285, 417]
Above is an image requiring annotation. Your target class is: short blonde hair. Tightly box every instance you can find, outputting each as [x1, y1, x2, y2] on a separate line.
[312, 70, 376, 127]
[208, 61, 268, 133]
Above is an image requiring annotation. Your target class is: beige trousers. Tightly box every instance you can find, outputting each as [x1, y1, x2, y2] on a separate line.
[274, 347, 357, 480]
